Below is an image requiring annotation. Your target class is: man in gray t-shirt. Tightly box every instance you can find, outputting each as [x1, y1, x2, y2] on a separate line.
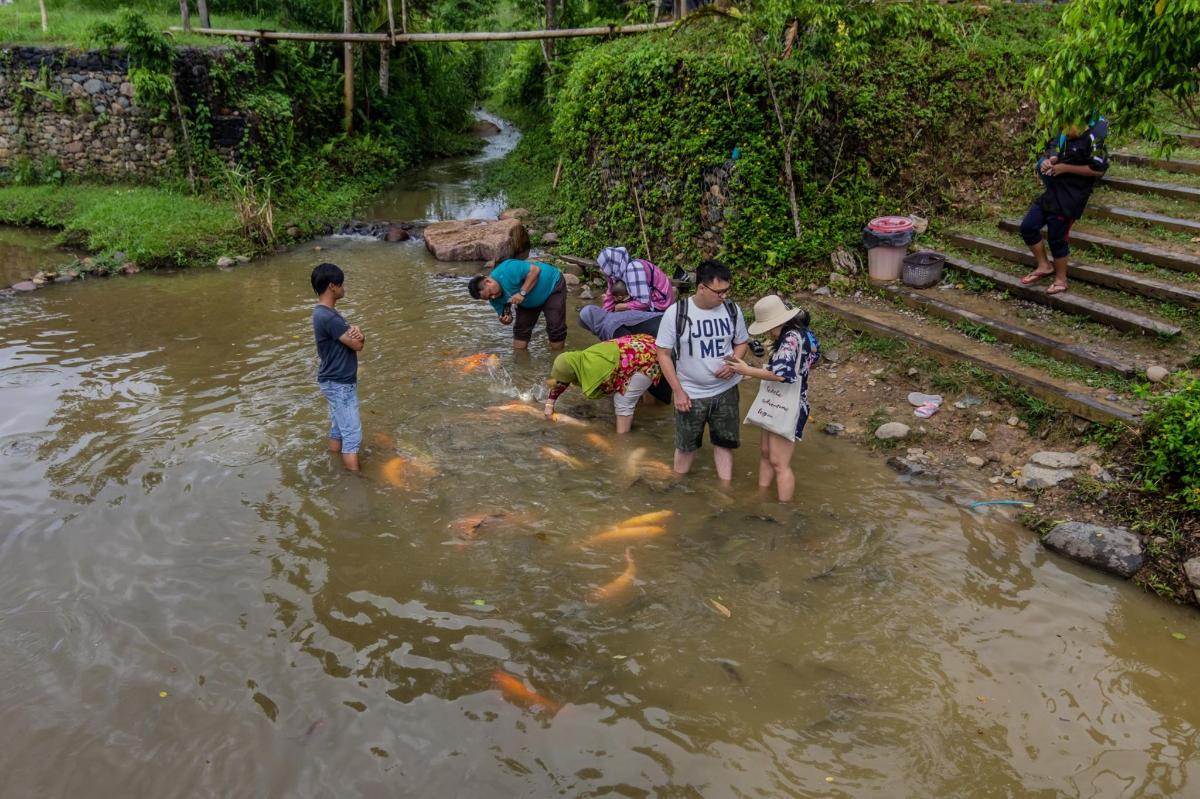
[655, 259, 749, 483]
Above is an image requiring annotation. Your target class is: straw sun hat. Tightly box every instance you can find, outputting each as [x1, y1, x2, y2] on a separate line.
[747, 295, 802, 336]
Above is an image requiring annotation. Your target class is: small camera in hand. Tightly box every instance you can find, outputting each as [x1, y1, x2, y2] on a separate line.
[748, 339, 766, 357]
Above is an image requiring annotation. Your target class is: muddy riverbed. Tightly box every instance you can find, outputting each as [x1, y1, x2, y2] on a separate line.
[0, 119, 1198, 797]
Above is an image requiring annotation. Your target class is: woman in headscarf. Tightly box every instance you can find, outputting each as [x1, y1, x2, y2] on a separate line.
[598, 246, 652, 312]
[543, 333, 669, 434]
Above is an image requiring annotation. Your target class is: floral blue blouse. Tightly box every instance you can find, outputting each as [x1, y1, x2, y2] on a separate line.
[768, 328, 820, 439]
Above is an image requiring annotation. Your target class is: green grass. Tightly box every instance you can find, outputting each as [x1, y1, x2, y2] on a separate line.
[0, 183, 244, 267]
[0, 3, 278, 47]
[1009, 346, 1136, 394]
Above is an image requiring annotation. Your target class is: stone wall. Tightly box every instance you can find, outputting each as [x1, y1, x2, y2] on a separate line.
[0, 45, 254, 180]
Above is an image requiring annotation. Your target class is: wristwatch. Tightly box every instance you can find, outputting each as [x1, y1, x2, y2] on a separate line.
[512, 291, 526, 304]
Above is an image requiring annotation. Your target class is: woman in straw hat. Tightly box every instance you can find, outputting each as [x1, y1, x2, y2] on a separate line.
[724, 295, 820, 502]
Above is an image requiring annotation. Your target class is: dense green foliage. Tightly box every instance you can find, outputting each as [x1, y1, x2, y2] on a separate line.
[1140, 378, 1200, 511]
[1031, 0, 1200, 147]
[489, 1, 1054, 291]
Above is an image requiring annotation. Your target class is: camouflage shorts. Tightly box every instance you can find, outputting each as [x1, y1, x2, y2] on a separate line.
[674, 384, 741, 452]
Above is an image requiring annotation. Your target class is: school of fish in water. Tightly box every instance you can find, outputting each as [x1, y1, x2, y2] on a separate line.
[377, 355, 688, 713]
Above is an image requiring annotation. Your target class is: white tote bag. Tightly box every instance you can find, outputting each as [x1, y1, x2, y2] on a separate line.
[743, 378, 803, 440]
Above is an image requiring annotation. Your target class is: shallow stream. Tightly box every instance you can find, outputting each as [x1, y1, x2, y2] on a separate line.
[0, 116, 1197, 798]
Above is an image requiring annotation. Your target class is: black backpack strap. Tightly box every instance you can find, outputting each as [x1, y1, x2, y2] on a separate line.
[672, 298, 690, 362]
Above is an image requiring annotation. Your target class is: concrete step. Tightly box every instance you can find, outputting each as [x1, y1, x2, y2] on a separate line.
[810, 295, 1140, 424]
[1102, 175, 1200, 203]
[1112, 152, 1200, 176]
[934, 249, 1182, 337]
[1086, 204, 1200, 236]
[947, 232, 1200, 310]
[884, 284, 1137, 377]
[998, 218, 1200, 275]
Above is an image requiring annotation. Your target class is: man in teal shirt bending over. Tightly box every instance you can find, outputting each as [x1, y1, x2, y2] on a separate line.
[468, 259, 568, 351]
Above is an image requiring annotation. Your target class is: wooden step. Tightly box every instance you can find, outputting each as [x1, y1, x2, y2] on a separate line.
[1173, 132, 1200, 148]
[1087, 204, 1200, 236]
[934, 250, 1181, 337]
[810, 296, 1140, 424]
[947, 232, 1200, 310]
[884, 284, 1137, 377]
[1102, 175, 1200, 202]
[1112, 152, 1200, 176]
[998, 218, 1200, 275]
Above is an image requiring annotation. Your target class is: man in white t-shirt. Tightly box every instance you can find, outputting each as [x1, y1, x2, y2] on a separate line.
[655, 259, 750, 483]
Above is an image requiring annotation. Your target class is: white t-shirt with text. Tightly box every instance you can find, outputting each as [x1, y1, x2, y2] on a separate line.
[655, 298, 749, 400]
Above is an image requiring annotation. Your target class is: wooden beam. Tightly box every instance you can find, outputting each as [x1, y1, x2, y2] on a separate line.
[998, 218, 1200, 276]
[1101, 175, 1200, 203]
[936, 250, 1182, 337]
[1086, 204, 1200, 236]
[343, 0, 353, 134]
[1172, 132, 1200, 147]
[947, 232, 1200, 310]
[1111, 152, 1200, 175]
[172, 21, 675, 43]
[810, 297, 1140, 424]
[884, 284, 1137, 377]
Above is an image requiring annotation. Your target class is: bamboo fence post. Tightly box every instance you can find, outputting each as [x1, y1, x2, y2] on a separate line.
[38, 0, 47, 32]
[197, 0, 210, 29]
[379, 44, 389, 95]
[343, 0, 353, 133]
[401, 0, 408, 34]
[179, 0, 190, 33]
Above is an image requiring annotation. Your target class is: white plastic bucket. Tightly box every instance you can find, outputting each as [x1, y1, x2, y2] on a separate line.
[868, 246, 906, 283]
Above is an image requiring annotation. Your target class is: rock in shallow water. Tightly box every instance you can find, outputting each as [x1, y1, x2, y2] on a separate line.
[1043, 521, 1143, 578]
[424, 218, 529, 262]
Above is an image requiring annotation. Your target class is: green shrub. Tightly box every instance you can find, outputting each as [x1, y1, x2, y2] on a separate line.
[1139, 378, 1200, 510]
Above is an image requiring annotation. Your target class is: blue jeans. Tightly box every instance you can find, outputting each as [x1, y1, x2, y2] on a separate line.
[1019, 201, 1074, 259]
[319, 381, 361, 454]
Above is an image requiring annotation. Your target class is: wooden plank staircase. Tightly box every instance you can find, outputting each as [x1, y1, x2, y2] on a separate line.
[805, 151, 1200, 425]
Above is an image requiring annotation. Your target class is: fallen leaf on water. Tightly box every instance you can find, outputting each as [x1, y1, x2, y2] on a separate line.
[159, 691, 168, 698]
[613, 654, 627, 660]
[472, 599, 486, 606]
[705, 598, 732, 618]
[1171, 632, 1186, 640]
[825, 776, 835, 783]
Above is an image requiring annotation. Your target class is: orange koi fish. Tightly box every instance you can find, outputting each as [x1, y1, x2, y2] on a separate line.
[583, 524, 667, 547]
[451, 512, 507, 540]
[492, 671, 559, 714]
[381, 455, 437, 488]
[494, 402, 546, 419]
[369, 431, 396, 451]
[584, 432, 612, 452]
[591, 548, 637, 603]
[549, 411, 587, 428]
[637, 461, 677, 481]
[540, 446, 582, 469]
[617, 510, 674, 528]
[448, 353, 500, 373]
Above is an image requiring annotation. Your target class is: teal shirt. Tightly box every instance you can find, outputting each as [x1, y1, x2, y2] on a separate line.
[487, 259, 561, 316]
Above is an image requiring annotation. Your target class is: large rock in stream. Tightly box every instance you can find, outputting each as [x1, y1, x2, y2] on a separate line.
[1042, 522, 1144, 578]
[423, 218, 529, 262]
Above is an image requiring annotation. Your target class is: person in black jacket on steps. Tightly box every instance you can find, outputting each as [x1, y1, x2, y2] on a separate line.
[1017, 121, 1109, 295]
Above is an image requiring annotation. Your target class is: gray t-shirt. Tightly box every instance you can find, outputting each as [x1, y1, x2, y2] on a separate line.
[655, 298, 748, 399]
[312, 304, 357, 384]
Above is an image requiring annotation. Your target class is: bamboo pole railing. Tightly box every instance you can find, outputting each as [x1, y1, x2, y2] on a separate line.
[169, 21, 675, 44]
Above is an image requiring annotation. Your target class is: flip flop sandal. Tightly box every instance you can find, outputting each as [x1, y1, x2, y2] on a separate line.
[914, 402, 940, 419]
[1020, 271, 1054, 286]
[1046, 283, 1069, 295]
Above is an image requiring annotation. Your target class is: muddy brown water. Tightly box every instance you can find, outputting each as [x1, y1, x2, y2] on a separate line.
[1, 121, 1199, 798]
